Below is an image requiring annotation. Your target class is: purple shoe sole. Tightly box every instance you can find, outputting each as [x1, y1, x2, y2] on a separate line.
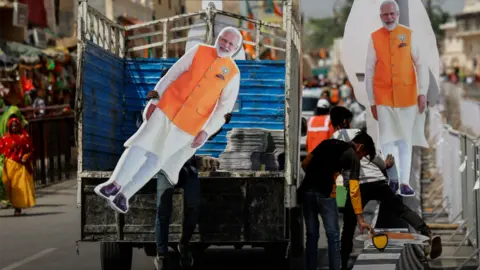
[399, 186, 416, 197]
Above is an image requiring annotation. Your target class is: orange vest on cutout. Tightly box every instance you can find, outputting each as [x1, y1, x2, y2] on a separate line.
[157, 45, 238, 136]
[372, 25, 417, 108]
[306, 115, 334, 153]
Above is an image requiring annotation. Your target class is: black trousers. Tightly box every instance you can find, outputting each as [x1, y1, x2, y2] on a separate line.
[340, 181, 428, 268]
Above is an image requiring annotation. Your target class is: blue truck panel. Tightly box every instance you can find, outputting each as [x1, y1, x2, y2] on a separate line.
[81, 41, 286, 170]
[81, 42, 124, 171]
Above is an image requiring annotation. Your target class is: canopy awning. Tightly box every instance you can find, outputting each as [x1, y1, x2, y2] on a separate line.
[6, 42, 43, 58]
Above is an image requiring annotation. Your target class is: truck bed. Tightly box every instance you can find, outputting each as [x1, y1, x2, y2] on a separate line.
[80, 174, 285, 243]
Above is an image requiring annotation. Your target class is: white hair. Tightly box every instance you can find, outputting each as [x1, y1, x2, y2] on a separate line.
[380, 0, 400, 14]
[216, 26, 244, 56]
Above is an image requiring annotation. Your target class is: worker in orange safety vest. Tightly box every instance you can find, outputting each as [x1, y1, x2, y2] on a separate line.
[306, 99, 335, 153]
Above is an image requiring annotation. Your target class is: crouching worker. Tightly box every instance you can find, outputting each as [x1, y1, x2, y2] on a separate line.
[148, 87, 232, 270]
[328, 106, 442, 270]
[298, 131, 375, 270]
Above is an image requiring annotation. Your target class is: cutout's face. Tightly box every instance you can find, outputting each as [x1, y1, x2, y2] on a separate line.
[380, 3, 399, 30]
[216, 31, 239, 56]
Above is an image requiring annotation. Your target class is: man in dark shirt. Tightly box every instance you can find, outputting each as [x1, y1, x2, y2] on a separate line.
[299, 131, 376, 270]
[145, 85, 232, 270]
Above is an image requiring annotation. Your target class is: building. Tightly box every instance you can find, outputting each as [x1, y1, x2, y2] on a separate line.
[0, 1, 28, 43]
[454, 0, 480, 75]
[439, 21, 467, 74]
[88, 0, 154, 22]
[156, 0, 185, 19]
[185, 0, 238, 14]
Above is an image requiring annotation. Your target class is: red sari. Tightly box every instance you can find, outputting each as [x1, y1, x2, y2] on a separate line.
[0, 118, 35, 209]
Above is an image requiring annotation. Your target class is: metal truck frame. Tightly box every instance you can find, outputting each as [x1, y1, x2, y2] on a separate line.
[75, 1, 304, 269]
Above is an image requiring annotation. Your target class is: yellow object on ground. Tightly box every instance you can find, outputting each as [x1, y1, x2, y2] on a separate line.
[372, 233, 389, 251]
[2, 158, 36, 209]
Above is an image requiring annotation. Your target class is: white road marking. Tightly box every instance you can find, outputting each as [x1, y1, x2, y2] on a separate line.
[1, 248, 57, 270]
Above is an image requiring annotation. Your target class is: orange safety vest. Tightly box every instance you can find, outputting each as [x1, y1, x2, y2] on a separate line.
[157, 45, 239, 136]
[306, 115, 334, 153]
[330, 88, 340, 105]
[371, 25, 417, 108]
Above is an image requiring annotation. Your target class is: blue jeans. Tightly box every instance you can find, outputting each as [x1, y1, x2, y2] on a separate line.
[155, 163, 200, 254]
[302, 190, 341, 270]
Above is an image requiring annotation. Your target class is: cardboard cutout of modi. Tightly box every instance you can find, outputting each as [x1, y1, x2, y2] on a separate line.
[94, 27, 243, 214]
[341, 0, 440, 197]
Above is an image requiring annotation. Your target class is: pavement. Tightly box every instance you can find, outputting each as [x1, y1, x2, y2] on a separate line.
[0, 178, 337, 270]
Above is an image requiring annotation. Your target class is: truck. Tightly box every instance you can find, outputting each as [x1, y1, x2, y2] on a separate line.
[75, 0, 304, 269]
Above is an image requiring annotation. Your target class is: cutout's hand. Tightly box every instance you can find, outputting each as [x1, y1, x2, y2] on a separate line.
[224, 113, 232, 124]
[147, 90, 159, 100]
[145, 103, 156, 121]
[418, 95, 426, 113]
[192, 131, 208, 148]
[370, 105, 378, 121]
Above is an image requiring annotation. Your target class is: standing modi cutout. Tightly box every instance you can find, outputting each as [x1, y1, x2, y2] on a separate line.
[94, 27, 243, 214]
[342, 0, 440, 198]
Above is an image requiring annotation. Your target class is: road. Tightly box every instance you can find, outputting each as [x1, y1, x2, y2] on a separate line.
[0, 179, 338, 270]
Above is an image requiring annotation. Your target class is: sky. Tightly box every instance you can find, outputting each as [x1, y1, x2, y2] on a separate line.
[300, 0, 465, 19]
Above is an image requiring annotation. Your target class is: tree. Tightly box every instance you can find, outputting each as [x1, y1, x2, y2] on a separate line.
[425, 0, 450, 47]
[303, 0, 352, 50]
[303, 17, 343, 50]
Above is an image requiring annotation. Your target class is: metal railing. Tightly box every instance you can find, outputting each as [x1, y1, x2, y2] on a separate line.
[77, 0, 293, 60]
[77, 1, 126, 57]
[25, 115, 76, 187]
[124, 6, 288, 59]
[428, 105, 480, 267]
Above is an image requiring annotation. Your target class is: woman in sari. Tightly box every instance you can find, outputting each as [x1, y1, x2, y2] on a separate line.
[0, 116, 35, 216]
[0, 106, 28, 208]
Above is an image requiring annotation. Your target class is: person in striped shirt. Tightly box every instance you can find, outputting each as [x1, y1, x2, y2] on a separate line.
[329, 106, 442, 269]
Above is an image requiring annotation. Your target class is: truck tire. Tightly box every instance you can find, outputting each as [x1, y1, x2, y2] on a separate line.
[100, 242, 133, 270]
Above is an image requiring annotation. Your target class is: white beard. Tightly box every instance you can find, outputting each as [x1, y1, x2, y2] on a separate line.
[215, 43, 233, 58]
[383, 20, 399, 31]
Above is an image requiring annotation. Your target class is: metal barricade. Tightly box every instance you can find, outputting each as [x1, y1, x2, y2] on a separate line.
[476, 141, 480, 254]
[430, 103, 463, 223]
[428, 104, 480, 267]
[464, 135, 478, 247]
[432, 121, 463, 223]
[25, 115, 75, 187]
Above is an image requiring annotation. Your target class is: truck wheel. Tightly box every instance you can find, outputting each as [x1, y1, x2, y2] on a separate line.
[100, 242, 133, 270]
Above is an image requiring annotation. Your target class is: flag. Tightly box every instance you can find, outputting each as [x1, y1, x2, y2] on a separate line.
[273, 0, 283, 17]
[246, 1, 255, 30]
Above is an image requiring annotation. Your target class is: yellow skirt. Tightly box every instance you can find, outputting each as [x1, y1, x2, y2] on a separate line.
[2, 158, 36, 209]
